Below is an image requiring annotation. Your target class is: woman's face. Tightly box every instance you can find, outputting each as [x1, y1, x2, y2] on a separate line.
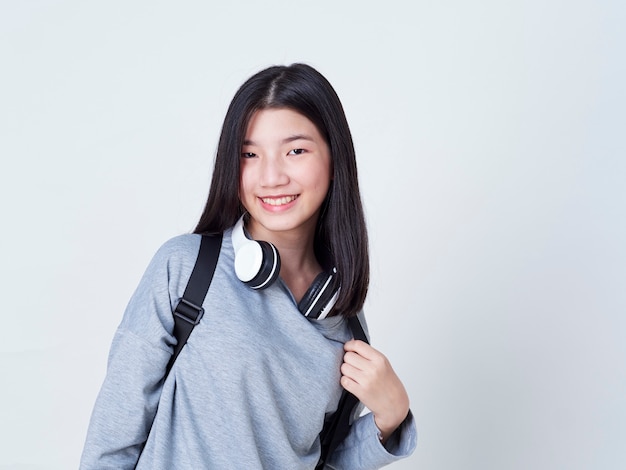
[239, 108, 332, 241]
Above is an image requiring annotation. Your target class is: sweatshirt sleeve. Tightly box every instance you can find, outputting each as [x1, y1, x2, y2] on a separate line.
[79, 236, 197, 469]
[326, 410, 417, 470]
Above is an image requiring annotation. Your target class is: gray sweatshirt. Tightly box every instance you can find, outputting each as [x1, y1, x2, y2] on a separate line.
[80, 229, 417, 469]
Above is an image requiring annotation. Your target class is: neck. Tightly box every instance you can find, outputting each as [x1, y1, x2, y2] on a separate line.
[278, 249, 323, 304]
[245, 219, 322, 302]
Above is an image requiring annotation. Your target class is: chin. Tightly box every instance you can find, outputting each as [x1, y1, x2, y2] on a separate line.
[250, 213, 318, 237]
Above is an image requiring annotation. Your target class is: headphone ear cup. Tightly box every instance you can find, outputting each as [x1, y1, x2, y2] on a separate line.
[252, 240, 281, 289]
[234, 239, 281, 290]
[298, 270, 340, 319]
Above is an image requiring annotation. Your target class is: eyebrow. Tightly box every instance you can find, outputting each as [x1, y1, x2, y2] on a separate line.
[243, 134, 316, 146]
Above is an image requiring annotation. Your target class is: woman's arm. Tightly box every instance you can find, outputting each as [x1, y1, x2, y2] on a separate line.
[79, 236, 193, 469]
[341, 340, 411, 442]
[325, 341, 417, 469]
[79, 330, 170, 469]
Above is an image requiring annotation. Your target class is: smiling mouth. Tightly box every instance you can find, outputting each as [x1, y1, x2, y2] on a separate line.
[261, 195, 298, 206]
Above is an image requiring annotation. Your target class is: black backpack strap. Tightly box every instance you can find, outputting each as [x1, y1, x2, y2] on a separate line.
[165, 233, 222, 377]
[317, 315, 369, 469]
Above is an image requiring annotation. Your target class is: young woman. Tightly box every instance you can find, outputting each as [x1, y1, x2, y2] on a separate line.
[81, 63, 416, 469]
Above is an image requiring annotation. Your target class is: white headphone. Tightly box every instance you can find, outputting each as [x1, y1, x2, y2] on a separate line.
[232, 215, 281, 290]
[231, 215, 340, 319]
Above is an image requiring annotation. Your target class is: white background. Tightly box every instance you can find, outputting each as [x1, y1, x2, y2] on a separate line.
[1, 1, 625, 469]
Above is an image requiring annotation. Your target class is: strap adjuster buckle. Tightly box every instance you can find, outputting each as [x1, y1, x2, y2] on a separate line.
[174, 298, 205, 325]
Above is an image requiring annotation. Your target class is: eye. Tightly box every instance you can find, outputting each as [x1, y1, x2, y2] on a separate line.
[241, 152, 257, 158]
[288, 148, 306, 155]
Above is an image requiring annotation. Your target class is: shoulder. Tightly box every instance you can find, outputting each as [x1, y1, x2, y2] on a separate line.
[136, 234, 204, 287]
[149, 232, 232, 281]
[156, 233, 202, 257]
[150, 234, 202, 266]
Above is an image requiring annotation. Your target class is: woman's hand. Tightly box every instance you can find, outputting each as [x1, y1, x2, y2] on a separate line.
[340, 340, 410, 443]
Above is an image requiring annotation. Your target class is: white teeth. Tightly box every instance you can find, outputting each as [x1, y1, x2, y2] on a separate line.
[261, 195, 297, 206]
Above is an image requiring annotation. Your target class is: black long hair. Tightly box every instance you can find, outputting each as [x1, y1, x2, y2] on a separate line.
[195, 63, 369, 318]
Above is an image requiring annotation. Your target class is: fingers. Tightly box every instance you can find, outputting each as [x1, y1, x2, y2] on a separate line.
[342, 350, 369, 371]
[340, 359, 365, 386]
[344, 340, 389, 372]
[340, 374, 358, 394]
[343, 339, 376, 358]
[340, 341, 390, 390]
[340, 340, 411, 440]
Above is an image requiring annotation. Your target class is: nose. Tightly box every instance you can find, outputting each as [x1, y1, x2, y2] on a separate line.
[259, 154, 289, 187]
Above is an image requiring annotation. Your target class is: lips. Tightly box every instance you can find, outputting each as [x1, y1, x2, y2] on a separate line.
[260, 195, 299, 206]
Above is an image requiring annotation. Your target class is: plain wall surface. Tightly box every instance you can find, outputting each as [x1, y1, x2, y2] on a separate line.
[1, 1, 625, 468]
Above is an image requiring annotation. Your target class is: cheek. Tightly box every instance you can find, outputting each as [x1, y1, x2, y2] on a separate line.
[307, 176, 331, 198]
[311, 161, 332, 191]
